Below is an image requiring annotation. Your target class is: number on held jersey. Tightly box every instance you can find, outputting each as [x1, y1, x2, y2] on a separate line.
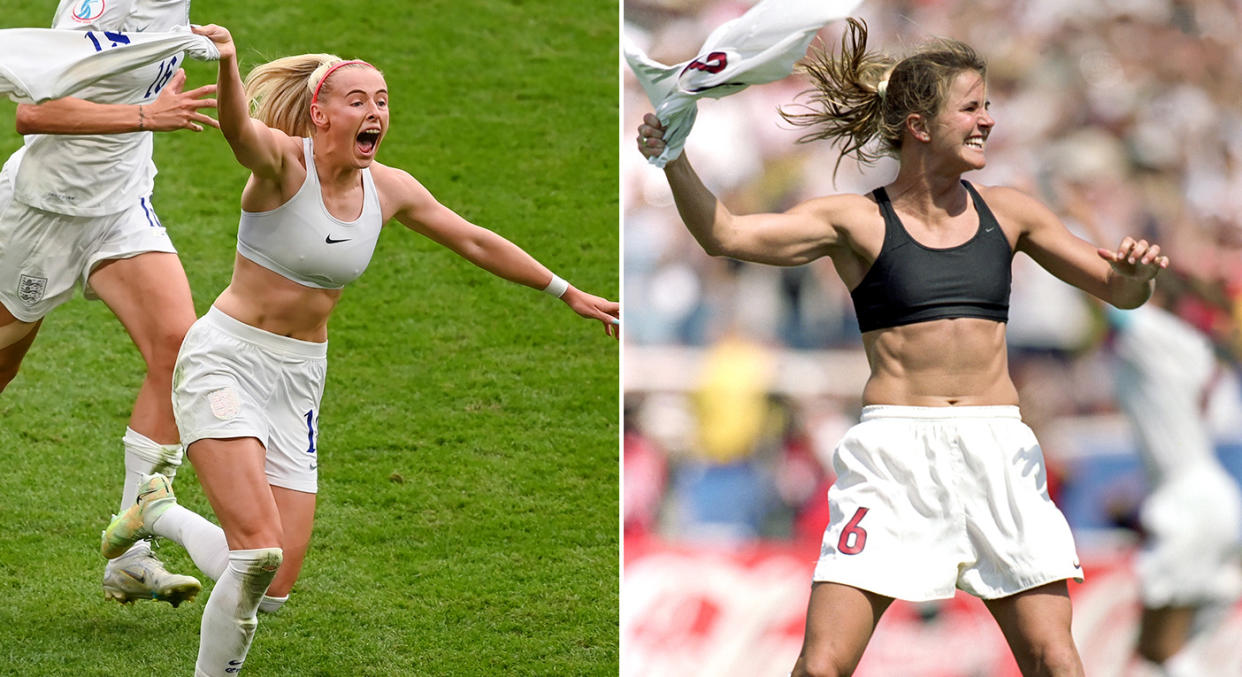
[145, 56, 179, 99]
[84, 30, 131, 52]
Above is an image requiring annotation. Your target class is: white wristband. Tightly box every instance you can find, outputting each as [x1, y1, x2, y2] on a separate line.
[542, 274, 569, 298]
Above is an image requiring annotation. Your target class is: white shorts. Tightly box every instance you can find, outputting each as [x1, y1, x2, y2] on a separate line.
[0, 169, 176, 322]
[1138, 462, 1242, 607]
[813, 406, 1083, 601]
[172, 307, 327, 494]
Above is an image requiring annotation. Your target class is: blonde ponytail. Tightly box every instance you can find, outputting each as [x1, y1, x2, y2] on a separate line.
[243, 54, 341, 136]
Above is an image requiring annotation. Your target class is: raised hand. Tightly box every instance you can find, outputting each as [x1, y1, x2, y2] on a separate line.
[190, 24, 235, 60]
[146, 69, 218, 132]
[1097, 236, 1170, 282]
[636, 113, 666, 160]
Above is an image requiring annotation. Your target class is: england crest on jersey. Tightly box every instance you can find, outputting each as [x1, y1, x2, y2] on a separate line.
[17, 274, 47, 306]
[71, 0, 108, 24]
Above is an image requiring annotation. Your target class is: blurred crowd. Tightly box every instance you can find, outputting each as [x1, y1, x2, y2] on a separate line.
[622, 0, 1242, 544]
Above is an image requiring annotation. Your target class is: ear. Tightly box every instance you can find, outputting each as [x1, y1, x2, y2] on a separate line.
[310, 102, 329, 129]
[905, 113, 931, 143]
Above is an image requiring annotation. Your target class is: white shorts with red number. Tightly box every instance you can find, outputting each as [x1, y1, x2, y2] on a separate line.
[812, 405, 1083, 601]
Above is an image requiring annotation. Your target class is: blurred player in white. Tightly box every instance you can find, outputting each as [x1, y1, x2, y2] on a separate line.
[100, 21, 619, 677]
[1110, 295, 1242, 677]
[637, 18, 1168, 677]
[0, 0, 217, 605]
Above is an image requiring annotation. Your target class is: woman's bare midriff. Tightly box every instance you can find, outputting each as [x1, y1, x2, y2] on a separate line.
[211, 254, 341, 342]
[859, 317, 1019, 407]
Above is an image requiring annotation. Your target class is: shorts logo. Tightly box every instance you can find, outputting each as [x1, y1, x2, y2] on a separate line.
[17, 275, 47, 306]
[208, 388, 241, 420]
[71, 0, 107, 23]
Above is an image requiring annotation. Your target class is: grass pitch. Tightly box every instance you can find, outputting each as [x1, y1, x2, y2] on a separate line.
[0, 0, 618, 674]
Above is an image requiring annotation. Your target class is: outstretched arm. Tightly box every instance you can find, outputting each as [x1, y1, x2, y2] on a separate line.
[15, 69, 217, 135]
[190, 24, 291, 179]
[380, 166, 620, 338]
[1003, 186, 1168, 308]
[638, 113, 840, 266]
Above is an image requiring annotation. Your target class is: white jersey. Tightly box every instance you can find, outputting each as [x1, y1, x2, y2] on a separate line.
[1112, 304, 1219, 480]
[0, 0, 215, 216]
[236, 137, 384, 290]
[624, 0, 861, 167]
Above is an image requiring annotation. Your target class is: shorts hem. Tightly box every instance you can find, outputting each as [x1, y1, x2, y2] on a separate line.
[811, 567, 1085, 602]
[83, 245, 178, 299]
[267, 476, 318, 494]
[179, 430, 265, 450]
[0, 297, 45, 323]
[811, 570, 957, 602]
[971, 569, 1085, 601]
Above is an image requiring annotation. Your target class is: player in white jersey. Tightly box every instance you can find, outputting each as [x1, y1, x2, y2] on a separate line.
[1110, 297, 1242, 676]
[99, 23, 619, 677]
[0, 0, 218, 606]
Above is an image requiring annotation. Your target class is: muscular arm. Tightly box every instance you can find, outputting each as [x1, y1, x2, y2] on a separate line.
[16, 98, 143, 134]
[384, 167, 554, 287]
[662, 153, 842, 265]
[999, 186, 1165, 309]
[379, 166, 620, 332]
[640, 115, 841, 266]
[192, 24, 291, 179]
[14, 69, 217, 135]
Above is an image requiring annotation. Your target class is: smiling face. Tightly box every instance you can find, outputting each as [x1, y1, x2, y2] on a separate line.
[925, 70, 993, 171]
[309, 66, 390, 167]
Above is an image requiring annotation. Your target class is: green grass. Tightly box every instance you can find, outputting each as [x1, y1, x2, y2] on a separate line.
[0, 1, 618, 674]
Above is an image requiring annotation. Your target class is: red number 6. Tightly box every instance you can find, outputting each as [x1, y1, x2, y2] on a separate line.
[837, 507, 870, 555]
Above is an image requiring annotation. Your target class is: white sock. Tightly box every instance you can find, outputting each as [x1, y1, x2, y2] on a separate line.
[195, 548, 282, 677]
[119, 427, 183, 513]
[149, 504, 229, 581]
[258, 594, 288, 614]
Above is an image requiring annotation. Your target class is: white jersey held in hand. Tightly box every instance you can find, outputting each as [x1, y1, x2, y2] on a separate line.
[0, 0, 217, 216]
[0, 27, 218, 104]
[625, 0, 863, 168]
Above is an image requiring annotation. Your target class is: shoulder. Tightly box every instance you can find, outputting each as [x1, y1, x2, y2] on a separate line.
[280, 134, 306, 163]
[970, 183, 1059, 231]
[973, 182, 1053, 216]
[794, 191, 883, 244]
[791, 192, 878, 224]
[368, 162, 438, 218]
[369, 162, 429, 200]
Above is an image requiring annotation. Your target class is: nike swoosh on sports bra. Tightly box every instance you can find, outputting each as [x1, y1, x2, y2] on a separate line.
[236, 137, 383, 289]
[849, 181, 1012, 333]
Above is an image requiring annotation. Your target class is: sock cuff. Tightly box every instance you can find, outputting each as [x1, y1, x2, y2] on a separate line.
[228, 547, 284, 574]
[124, 427, 184, 470]
[258, 594, 289, 614]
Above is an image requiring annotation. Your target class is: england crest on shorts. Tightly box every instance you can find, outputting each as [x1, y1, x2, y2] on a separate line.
[17, 275, 47, 306]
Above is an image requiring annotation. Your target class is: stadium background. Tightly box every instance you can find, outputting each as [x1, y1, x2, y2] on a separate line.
[0, 1, 619, 675]
[622, 1, 1242, 675]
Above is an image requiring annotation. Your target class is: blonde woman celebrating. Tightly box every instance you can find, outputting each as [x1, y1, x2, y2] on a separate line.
[103, 22, 618, 676]
[637, 19, 1166, 677]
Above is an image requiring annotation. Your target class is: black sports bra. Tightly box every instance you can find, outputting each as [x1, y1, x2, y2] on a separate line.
[849, 181, 1012, 333]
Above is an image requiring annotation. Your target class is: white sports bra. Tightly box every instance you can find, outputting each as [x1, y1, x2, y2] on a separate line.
[236, 137, 383, 289]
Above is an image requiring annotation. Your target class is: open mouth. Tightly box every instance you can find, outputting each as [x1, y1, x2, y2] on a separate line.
[356, 129, 381, 155]
[965, 136, 986, 151]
